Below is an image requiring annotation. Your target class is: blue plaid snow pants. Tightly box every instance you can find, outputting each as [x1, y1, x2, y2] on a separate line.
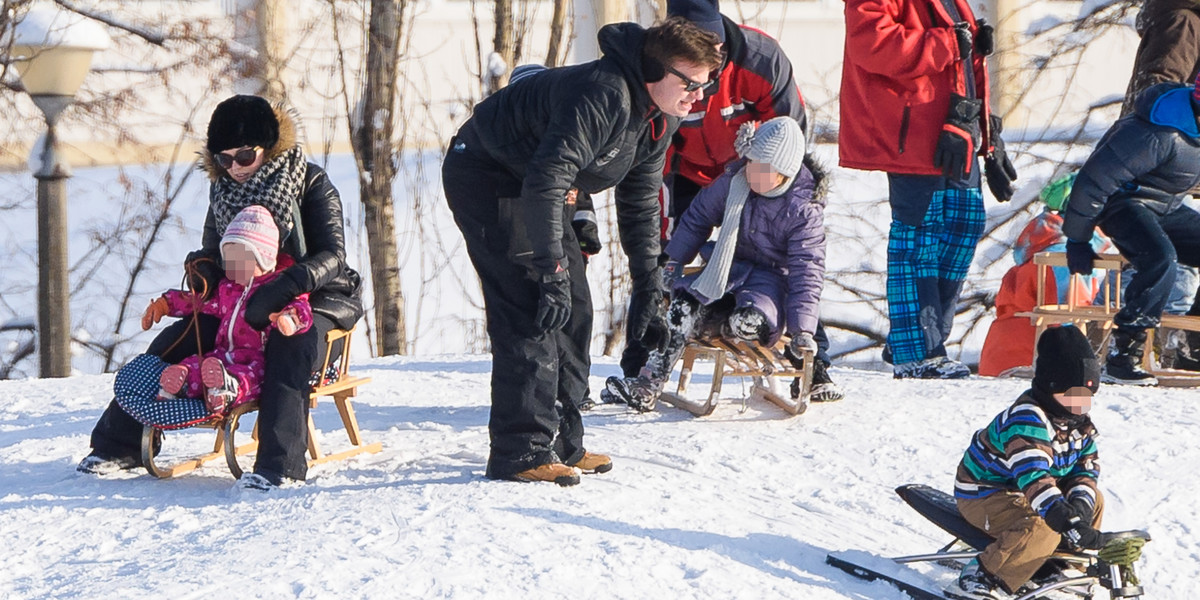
[885, 173, 986, 365]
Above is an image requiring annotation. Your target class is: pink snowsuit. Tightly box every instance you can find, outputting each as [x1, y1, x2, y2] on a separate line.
[161, 257, 312, 405]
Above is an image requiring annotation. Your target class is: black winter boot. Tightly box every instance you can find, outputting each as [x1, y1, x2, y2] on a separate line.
[1175, 330, 1200, 372]
[1103, 328, 1158, 386]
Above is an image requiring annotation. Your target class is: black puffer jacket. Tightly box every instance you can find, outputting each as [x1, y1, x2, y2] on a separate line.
[456, 22, 677, 277]
[196, 163, 364, 330]
[1062, 83, 1200, 241]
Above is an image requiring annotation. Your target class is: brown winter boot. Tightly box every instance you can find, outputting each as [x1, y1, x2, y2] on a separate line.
[513, 462, 580, 486]
[570, 452, 613, 474]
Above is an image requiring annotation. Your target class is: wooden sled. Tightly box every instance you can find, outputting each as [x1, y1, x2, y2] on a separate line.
[141, 327, 382, 478]
[660, 335, 814, 417]
[1017, 251, 1200, 387]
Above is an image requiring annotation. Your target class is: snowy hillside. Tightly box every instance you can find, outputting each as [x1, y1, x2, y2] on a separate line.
[1, 357, 1196, 599]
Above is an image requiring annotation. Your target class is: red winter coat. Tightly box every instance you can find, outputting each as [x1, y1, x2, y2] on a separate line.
[666, 18, 807, 188]
[838, 0, 992, 175]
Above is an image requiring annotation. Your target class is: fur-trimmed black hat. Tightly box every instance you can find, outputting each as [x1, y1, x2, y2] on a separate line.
[205, 95, 280, 154]
[1033, 326, 1101, 395]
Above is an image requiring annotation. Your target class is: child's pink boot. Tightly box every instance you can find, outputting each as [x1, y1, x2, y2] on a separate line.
[200, 357, 239, 414]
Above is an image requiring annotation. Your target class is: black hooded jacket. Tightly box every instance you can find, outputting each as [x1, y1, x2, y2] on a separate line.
[1062, 82, 1200, 242]
[455, 22, 678, 277]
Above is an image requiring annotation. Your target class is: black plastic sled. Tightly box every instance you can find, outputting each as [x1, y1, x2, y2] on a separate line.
[826, 484, 1151, 600]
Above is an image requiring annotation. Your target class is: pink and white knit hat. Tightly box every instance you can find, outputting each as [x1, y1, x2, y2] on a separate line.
[221, 205, 279, 271]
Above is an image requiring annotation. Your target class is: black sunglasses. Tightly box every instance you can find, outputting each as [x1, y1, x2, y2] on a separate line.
[664, 64, 716, 93]
[215, 147, 261, 169]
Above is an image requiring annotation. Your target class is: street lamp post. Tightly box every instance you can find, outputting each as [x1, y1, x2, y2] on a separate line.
[5, 8, 109, 377]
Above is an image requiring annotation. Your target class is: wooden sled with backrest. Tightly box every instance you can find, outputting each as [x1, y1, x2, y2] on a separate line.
[660, 333, 814, 417]
[1016, 251, 1200, 387]
[139, 327, 381, 478]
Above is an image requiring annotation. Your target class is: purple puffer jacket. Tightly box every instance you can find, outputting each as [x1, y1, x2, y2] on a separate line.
[665, 159, 827, 336]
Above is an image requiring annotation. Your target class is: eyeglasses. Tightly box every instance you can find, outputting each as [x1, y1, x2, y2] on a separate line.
[215, 147, 262, 169]
[664, 64, 716, 93]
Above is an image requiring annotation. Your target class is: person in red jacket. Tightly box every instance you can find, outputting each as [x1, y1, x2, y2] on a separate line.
[839, 0, 1017, 379]
[617, 0, 843, 403]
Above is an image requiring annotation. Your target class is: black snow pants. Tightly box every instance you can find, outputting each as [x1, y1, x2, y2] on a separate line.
[442, 138, 590, 480]
[89, 312, 342, 482]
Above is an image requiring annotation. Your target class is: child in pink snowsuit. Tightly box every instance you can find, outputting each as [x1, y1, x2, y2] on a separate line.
[142, 205, 313, 414]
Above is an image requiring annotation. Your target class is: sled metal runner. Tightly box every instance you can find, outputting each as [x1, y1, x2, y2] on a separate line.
[141, 327, 381, 478]
[826, 484, 1150, 600]
[660, 335, 813, 416]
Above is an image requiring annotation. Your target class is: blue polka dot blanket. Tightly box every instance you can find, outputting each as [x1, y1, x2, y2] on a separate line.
[113, 354, 215, 430]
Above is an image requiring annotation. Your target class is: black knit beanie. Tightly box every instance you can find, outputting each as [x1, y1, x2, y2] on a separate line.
[205, 95, 280, 154]
[1033, 326, 1101, 395]
[667, 0, 725, 43]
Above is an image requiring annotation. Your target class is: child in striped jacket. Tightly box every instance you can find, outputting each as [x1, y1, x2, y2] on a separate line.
[950, 326, 1113, 599]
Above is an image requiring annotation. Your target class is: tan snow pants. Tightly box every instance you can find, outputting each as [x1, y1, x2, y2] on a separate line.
[957, 490, 1105, 593]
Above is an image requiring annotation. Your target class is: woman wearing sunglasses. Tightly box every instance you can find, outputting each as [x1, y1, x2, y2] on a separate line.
[79, 95, 364, 492]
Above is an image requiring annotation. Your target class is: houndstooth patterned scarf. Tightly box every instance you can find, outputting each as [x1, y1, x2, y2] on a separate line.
[210, 145, 307, 235]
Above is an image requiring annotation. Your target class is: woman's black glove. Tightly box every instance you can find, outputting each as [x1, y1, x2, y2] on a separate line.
[984, 115, 1018, 201]
[535, 269, 572, 332]
[245, 267, 305, 330]
[185, 249, 224, 301]
[933, 94, 982, 181]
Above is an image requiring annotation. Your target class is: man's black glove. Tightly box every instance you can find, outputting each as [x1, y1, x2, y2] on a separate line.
[185, 249, 224, 301]
[933, 94, 983, 180]
[628, 263, 668, 352]
[572, 214, 602, 256]
[952, 22, 973, 60]
[1066, 239, 1097, 275]
[534, 269, 572, 333]
[984, 115, 1018, 201]
[1044, 498, 1109, 550]
[974, 19, 995, 56]
[245, 267, 305, 330]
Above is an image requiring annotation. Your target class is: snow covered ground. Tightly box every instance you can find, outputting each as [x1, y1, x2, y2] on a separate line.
[1, 357, 1196, 599]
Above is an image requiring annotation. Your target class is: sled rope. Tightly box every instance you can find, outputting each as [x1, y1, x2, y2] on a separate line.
[158, 259, 214, 360]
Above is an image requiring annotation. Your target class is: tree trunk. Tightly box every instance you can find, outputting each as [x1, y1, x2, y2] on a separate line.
[232, 0, 290, 101]
[545, 0, 569, 67]
[487, 0, 514, 95]
[353, 0, 406, 355]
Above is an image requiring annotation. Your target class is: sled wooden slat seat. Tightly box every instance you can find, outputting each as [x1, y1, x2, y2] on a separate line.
[142, 326, 382, 479]
[1015, 251, 1127, 367]
[1014, 251, 1200, 386]
[661, 334, 814, 417]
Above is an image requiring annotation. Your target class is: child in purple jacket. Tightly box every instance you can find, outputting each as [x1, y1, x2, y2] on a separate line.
[604, 117, 828, 410]
[142, 205, 313, 414]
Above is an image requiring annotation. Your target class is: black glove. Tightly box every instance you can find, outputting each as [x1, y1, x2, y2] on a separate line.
[572, 214, 602, 256]
[1044, 499, 1079, 534]
[245, 266, 305, 330]
[1065, 240, 1097, 275]
[662, 260, 682, 290]
[933, 94, 983, 180]
[1069, 496, 1095, 526]
[628, 286, 668, 352]
[974, 19, 995, 56]
[534, 269, 572, 332]
[1064, 522, 1111, 550]
[952, 22, 973, 60]
[185, 249, 224, 301]
[984, 115, 1018, 201]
